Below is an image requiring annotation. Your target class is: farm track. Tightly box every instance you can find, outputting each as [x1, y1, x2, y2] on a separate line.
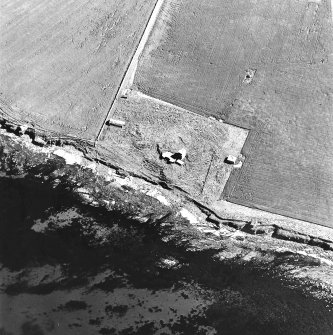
[1, 0, 332, 227]
[0, 0, 158, 140]
[95, 0, 166, 142]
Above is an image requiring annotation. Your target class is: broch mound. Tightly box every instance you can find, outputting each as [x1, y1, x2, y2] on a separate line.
[1, 0, 333, 334]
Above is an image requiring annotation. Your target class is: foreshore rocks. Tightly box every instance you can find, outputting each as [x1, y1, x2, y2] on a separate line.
[1, 131, 333, 313]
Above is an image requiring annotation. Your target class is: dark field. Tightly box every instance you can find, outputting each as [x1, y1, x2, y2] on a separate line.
[135, 0, 333, 226]
[0, 0, 157, 139]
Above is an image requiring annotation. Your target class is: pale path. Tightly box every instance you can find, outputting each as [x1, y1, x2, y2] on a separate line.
[95, 0, 166, 142]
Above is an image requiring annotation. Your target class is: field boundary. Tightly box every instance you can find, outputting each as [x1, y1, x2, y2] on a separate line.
[95, 0, 165, 143]
[133, 86, 333, 227]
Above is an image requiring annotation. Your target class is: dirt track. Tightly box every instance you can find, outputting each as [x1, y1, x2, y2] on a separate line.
[0, 0, 157, 140]
[134, 0, 333, 226]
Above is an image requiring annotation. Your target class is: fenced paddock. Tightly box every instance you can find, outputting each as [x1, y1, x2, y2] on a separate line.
[135, 0, 333, 226]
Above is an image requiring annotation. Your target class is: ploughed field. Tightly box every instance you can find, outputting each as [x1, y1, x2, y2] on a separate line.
[0, 0, 157, 140]
[135, 0, 333, 226]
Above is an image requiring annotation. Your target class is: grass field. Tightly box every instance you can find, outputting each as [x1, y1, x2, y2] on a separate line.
[0, 0, 157, 140]
[135, 0, 333, 226]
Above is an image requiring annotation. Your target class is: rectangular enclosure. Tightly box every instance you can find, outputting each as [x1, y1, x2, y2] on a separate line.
[135, 0, 333, 226]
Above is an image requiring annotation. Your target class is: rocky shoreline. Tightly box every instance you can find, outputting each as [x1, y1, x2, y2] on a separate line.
[1, 130, 333, 334]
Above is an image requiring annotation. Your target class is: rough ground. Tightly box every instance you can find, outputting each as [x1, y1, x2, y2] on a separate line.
[134, 0, 333, 226]
[98, 91, 247, 202]
[1, 131, 333, 335]
[0, 0, 157, 139]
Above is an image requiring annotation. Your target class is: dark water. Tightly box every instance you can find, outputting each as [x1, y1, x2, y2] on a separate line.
[0, 175, 333, 335]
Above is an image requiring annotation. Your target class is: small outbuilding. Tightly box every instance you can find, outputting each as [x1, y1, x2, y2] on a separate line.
[225, 155, 237, 165]
[161, 148, 186, 165]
